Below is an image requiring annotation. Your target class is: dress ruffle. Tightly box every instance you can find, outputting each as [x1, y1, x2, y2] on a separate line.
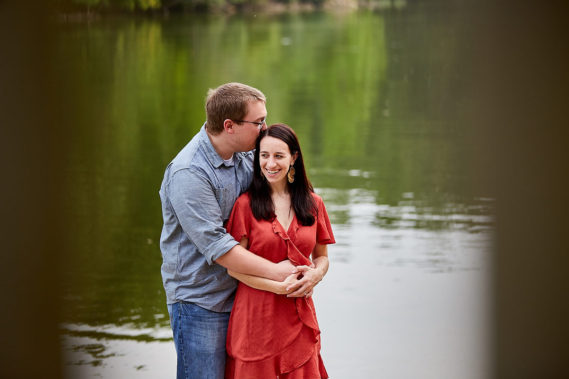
[273, 220, 321, 333]
[226, 325, 328, 378]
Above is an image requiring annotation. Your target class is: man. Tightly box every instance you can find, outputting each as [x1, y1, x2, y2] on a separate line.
[159, 83, 315, 379]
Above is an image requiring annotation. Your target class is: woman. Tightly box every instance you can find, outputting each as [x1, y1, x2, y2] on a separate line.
[224, 123, 335, 379]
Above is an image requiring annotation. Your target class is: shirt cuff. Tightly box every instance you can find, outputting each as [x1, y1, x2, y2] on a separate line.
[204, 234, 239, 265]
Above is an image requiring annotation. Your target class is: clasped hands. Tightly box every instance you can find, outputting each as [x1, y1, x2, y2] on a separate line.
[275, 260, 323, 298]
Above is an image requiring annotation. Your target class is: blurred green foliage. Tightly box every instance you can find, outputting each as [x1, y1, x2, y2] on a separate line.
[59, 0, 326, 12]
[66, 0, 162, 11]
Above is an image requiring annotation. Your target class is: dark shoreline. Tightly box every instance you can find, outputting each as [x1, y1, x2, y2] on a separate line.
[56, 0, 409, 21]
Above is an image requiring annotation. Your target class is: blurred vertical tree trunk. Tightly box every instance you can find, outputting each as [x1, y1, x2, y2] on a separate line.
[0, 1, 65, 378]
[462, 0, 569, 377]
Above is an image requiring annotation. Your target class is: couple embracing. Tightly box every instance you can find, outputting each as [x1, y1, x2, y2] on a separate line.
[159, 83, 335, 379]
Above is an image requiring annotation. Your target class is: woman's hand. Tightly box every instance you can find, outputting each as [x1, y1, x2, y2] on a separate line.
[285, 265, 324, 298]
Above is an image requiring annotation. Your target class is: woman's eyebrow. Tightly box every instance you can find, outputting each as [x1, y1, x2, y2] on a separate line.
[260, 150, 287, 154]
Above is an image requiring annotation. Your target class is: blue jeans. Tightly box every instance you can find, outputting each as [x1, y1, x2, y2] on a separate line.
[168, 302, 230, 379]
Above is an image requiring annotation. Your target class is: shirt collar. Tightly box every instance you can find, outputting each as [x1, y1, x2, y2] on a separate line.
[199, 123, 242, 168]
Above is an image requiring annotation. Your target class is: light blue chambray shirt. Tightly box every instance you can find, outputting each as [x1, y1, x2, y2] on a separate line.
[159, 125, 254, 312]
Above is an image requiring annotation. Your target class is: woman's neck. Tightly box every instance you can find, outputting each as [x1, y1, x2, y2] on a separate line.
[269, 181, 289, 197]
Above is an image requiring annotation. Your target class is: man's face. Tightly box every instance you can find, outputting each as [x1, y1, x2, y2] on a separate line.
[234, 100, 267, 152]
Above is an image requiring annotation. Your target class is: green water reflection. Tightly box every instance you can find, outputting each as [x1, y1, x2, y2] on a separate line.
[59, 9, 491, 334]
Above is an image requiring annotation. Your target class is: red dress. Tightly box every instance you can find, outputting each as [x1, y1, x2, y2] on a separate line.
[225, 192, 335, 379]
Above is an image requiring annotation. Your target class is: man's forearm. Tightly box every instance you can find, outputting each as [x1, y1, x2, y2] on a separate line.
[215, 244, 294, 281]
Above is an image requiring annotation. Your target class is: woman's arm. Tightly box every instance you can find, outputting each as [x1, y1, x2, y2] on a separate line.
[228, 270, 298, 295]
[311, 243, 329, 279]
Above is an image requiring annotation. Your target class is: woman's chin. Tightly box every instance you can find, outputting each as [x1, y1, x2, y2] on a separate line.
[265, 176, 286, 186]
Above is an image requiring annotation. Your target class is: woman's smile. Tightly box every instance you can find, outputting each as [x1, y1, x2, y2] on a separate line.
[265, 168, 281, 176]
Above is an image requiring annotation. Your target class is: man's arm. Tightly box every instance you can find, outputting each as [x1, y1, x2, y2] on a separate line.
[216, 244, 296, 282]
[168, 169, 294, 281]
[217, 238, 297, 287]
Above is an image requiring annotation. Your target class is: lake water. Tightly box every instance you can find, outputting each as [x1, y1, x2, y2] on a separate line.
[57, 5, 493, 378]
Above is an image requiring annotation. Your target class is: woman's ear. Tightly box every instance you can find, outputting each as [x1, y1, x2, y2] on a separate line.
[292, 152, 299, 165]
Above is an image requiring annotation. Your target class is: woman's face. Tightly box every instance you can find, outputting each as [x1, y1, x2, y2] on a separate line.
[259, 136, 296, 187]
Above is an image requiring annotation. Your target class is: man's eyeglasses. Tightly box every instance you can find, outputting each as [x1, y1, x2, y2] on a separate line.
[233, 118, 266, 130]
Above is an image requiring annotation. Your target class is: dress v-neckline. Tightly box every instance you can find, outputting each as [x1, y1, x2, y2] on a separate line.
[276, 212, 296, 236]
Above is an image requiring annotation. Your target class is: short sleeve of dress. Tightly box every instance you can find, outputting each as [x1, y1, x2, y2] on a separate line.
[225, 193, 251, 243]
[314, 194, 336, 245]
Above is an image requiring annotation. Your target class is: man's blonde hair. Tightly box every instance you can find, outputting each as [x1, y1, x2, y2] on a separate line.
[205, 82, 266, 135]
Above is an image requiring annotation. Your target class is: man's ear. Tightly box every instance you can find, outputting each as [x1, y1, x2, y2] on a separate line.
[223, 119, 235, 134]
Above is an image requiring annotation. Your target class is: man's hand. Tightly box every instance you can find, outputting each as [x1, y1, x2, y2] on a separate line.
[276, 273, 302, 295]
[273, 260, 297, 281]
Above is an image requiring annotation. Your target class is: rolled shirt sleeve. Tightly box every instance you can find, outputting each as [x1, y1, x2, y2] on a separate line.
[168, 168, 238, 264]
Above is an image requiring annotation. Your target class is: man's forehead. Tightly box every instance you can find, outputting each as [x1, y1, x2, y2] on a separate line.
[245, 103, 267, 120]
[246, 99, 266, 110]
